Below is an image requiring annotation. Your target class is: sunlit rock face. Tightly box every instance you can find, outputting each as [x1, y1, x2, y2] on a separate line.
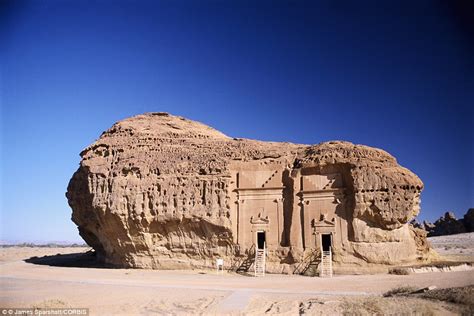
[66, 113, 433, 273]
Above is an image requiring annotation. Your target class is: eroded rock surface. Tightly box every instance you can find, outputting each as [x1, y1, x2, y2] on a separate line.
[66, 113, 433, 272]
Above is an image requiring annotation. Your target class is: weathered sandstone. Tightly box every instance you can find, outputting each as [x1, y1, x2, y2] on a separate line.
[66, 113, 433, 273]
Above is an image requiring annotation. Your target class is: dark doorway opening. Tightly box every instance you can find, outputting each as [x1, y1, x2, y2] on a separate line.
[257, 231, 266, 249]
[321, 234, 331, 252]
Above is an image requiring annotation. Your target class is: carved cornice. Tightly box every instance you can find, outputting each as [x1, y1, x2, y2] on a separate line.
[236, 186, 285, 192]
[299, 188, 345, 201]
[237, 187, 284, 201]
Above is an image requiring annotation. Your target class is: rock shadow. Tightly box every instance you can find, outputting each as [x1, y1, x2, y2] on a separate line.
[24, 250, 112, 268]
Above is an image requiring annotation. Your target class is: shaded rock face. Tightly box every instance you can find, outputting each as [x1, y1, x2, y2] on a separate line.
[462, 209, 474, 232]
[428, 212, 466, 236]
[423, 209, 474, 237]
[66, 113, 432, 272]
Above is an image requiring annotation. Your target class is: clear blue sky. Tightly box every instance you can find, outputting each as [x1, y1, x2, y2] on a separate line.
[1, 0, 473, 243]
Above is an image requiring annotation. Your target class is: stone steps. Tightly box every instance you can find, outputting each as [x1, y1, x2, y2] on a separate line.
[255, 248, 266, 277]
[261, 170, 279, 188]
[320, 250, 333, 277]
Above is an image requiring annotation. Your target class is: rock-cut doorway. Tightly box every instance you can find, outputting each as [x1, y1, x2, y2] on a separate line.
[257, 231, 266, 249]
[321, 234, 332, 252]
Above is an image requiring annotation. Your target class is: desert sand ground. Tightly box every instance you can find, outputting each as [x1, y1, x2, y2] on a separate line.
[428, 232, 474, 262]
[1, 233, 473, 315]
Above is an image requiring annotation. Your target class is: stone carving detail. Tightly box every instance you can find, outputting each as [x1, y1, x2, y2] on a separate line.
[66, 113, 433, 272]
[250, 213, 270, 224]
[313, 216, 336, 227]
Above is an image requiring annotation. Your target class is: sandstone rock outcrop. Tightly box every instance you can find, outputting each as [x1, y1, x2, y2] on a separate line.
[426, 212, 466, 236]
[423, 209, 474, 237]
[66, 113, 432, 273]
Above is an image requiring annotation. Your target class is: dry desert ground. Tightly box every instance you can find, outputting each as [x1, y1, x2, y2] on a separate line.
[1, 233, 473, 315]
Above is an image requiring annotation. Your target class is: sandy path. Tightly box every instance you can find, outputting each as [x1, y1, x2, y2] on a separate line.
[1, 247, 473, 315]
[3, 260, 473, 294]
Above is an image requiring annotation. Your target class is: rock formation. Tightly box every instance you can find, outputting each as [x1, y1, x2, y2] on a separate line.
[66, 113, 433, 273]
[423, 209, 474, 237]
[461, 209, 474, 232]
